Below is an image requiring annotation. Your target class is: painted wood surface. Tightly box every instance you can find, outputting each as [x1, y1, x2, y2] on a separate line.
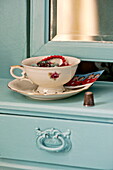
[0, 1, 113, 169]
[0, 114, 113, 169]
[30, 0, 113, 63]
[0, 0, 27, 79]
[0, 158, 86, 170]
[1, 78, 113, 123]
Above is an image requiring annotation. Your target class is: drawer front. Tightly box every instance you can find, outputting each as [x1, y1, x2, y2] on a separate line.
[0, 114, 113, 170]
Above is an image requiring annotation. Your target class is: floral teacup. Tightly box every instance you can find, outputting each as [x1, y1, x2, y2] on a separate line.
[10, 56, 80, 94]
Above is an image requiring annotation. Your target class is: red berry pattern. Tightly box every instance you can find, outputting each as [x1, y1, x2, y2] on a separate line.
[37, 55, 69, 67]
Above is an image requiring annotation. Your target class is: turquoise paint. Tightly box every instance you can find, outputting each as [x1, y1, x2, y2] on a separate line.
[36, 128, 72, 152]
[30, 0, 45, 56]
[0, 1, 113, 169]
[0, 0, 27, 78]
[1, 79, 113, 123]
[0, 159, 87, 170]
[0, 114, 113, 169]
[44, 0, 50, 43]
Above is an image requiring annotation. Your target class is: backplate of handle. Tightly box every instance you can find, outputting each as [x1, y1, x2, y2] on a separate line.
[36, 128, 72, 152]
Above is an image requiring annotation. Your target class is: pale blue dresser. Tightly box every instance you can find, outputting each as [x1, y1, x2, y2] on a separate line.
[0, 0, 113, 170]
[1, 79, 113, 170]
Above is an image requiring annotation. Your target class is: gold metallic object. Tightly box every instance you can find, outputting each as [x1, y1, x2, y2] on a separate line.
[50, 0, 113, 42]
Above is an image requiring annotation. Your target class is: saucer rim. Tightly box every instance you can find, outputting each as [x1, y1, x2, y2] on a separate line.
[8, 79, 92, 97]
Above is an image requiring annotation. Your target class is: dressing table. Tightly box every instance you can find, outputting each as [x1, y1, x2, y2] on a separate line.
[0, 0, 113, 170]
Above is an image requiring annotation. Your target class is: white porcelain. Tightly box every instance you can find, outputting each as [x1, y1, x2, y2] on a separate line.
[10, 56, 80, 94]
[8, 79, 92, 100]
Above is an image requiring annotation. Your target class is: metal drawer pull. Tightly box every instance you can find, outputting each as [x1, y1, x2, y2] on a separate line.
[36, 128, 72, 152]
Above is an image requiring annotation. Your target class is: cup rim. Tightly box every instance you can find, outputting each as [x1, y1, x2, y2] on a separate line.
[21, 56, 81, 69]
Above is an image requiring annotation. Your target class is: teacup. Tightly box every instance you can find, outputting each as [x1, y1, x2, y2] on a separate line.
[10, 56, 80, 94]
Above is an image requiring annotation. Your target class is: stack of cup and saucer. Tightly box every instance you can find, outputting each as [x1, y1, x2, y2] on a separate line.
[8, 55, 92, 100]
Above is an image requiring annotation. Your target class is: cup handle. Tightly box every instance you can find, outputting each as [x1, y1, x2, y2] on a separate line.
[10, 65, 26, 79]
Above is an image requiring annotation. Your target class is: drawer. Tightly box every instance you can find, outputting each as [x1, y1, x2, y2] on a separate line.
[0, 114, 113, 170]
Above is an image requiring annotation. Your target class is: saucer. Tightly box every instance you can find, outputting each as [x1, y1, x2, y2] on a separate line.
[8, 79, 92, 100]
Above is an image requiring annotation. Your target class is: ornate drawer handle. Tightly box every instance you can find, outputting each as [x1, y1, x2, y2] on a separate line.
[36, 128, 72, 152]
